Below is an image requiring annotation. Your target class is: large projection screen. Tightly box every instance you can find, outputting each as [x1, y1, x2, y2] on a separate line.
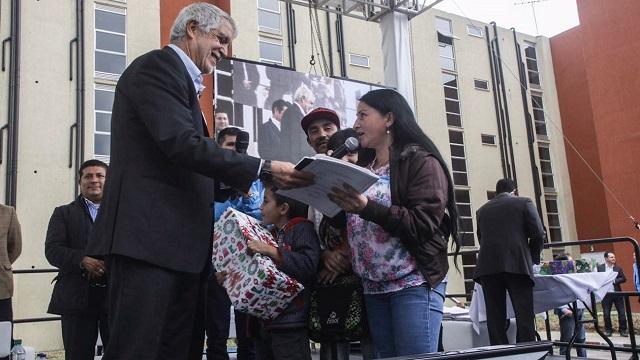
[214, 58, 383, 163]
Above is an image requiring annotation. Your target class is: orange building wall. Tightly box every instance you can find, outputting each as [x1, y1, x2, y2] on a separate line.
[551, 0, 640, 300]
[159, 0, 231, 135]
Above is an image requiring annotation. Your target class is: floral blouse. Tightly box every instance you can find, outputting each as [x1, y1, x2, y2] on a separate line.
[347, 163, 425, 294]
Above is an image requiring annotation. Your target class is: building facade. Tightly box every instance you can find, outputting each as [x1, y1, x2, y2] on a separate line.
[551, 0, 640, 309]
[1, 0, 577, 350]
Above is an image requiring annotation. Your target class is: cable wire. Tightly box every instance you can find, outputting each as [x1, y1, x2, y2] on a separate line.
[447, 0, 639, 230]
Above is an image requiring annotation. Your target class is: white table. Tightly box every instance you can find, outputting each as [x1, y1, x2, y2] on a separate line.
[469, 272, 617, 333]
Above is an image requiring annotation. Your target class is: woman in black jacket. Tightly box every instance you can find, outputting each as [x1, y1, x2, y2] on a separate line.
[329, 89, 460, 357]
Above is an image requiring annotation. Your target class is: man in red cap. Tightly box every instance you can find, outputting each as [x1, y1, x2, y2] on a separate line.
[300, 107, 354, 360]
[301, 107, 341, 154]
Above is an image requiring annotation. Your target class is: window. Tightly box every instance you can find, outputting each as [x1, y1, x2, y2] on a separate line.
[95, 5, 126, 79]
[524, 42, 540, 86]
[538, 145, 555, 189]
[545, 198, 562, 242]
[436, 18, 456, 71]
[259, 36, 283, 65]
[442, 74, 461, 127]
[449, 130, 468, 186]
[474, 79, 489, 91]
[94, 85, 115, 159]
[466, 25, 483, 37]
[455, 189, 475, 247]
[481, 134, 496, 145]
[531, 93, 547, 137]
[349, 54, 370, 68]
[258, 0, 281, 34]
[435, 17, 453, 36]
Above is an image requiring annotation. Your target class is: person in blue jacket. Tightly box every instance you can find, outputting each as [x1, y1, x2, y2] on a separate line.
[207, 127, 264, 360]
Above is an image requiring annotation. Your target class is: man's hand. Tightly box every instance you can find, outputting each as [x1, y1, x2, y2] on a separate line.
[561, 308, 573, 319]
[81, 256, 105, 280]
[270, 161, 314, 189]
[215, 271, 227, 285]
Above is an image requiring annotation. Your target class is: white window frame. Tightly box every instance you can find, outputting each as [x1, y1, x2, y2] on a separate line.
[259, 36, 283, 65]
[545, 196, 563, 242]
[531, 92, 548, 139]
[454, 188, 475, 247]
[524, 41, 541, 87]
[481, 134, 496, 146]
[94, 4, 127, 81]
[538, 143, 555, 190]
[466, 24, 483, 38]
[443, 73, 462, 128]
[349, 53, 370, 68]
[449, 129, 469, 187]
[257, 0, 282, 35]
[94, 84, 115, 162]
[474, 79, 489, 91]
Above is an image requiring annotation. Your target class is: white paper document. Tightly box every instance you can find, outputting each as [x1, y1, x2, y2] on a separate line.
[277, 154, 379, 217]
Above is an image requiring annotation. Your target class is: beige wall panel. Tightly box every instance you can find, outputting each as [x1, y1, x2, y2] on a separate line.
[127, 0, 161, 57]
[341, 17, 383, 85]
[12, 0, 77, 350]
[231, 0, 260, 61]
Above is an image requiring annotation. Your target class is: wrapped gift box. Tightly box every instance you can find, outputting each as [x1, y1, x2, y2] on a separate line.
[212, 208, 304, 320]
[574, 259, 593, 273]
[538, 260, 576, 275]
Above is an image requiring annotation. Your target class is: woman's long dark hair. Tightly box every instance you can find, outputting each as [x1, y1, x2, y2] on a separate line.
[358, 88, 461, 261]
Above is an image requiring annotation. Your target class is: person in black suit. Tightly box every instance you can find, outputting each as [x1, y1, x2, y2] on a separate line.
[86, 4, 311, 360]
[597, 251, 628, 337]
[473, 179, 545, 345]
[279, 84, 316, 163]
[258, 99, 288, 160]
[233, 61, 259, 107]
[45, 160, 109, 360]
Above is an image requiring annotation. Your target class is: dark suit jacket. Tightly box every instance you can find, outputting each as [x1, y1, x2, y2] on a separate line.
[258, 119, 281, 160]
[279, 103, 314, 163]
[597, 264, 626, 291]
[87, 47, 261, 274]
[45, 196, 98, 314]
[474, 193, 545, 284]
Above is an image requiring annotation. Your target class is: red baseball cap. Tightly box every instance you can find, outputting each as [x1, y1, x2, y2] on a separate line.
[300, 107, 341, 134]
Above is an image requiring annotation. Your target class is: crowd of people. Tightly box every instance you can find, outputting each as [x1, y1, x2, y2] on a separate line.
[6, 2, 632, 360]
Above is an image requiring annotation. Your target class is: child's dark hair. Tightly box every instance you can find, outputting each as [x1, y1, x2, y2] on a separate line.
[264, 182, 308, 219]
[327, 128, 360, 153]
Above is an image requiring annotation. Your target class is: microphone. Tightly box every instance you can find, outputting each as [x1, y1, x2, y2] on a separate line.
[235, 130, 250, 154]
[330, 137, 359, 159]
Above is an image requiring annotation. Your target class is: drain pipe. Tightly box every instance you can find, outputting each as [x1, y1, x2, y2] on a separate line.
[336, 14, 346, 78]
[512, 28, 543, 219]
[4, 0, 21, 207]
[325, 12, 334, 77]
[72, 0, 86, 195]
[485, 26, 507, 179]
[285, 3, 296, 69]
[491, 22, 518, 186]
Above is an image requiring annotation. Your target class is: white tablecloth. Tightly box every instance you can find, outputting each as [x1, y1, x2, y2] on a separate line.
[469, 272, 617, 333]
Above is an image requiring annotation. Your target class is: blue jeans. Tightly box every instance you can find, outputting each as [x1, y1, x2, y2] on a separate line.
[364, 282, 446, 358]
[558, 309, 586, 357]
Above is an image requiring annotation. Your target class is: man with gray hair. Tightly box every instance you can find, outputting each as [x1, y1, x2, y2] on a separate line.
[87, 3, 311, 360]
[279, 83, 316, 163]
